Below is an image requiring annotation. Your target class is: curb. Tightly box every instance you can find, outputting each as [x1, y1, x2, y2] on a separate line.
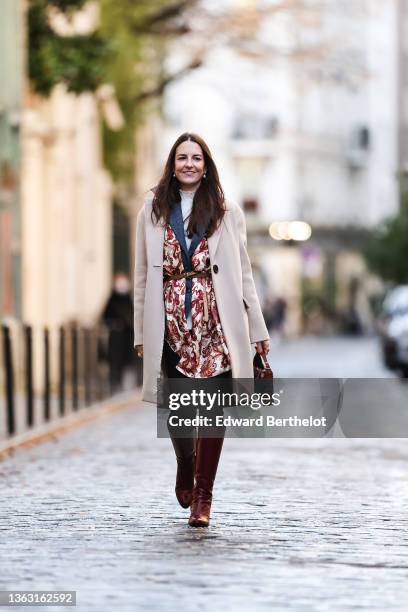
[0, 389, 142, 459]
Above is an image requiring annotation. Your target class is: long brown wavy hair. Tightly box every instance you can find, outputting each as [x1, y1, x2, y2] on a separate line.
[151, 132, 225, 237]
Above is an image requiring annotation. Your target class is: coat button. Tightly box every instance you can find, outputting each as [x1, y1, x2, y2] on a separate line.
[213, 264, 219, 274]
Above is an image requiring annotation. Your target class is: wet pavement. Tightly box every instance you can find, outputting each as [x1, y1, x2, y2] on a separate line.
[1, 336, 407, 611]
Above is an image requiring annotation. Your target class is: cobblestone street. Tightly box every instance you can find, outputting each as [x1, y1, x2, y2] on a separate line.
[1, 336, 408, 611]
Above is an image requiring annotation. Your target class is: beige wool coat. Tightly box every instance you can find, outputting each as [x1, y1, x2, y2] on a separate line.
[133, 194, 269, 404]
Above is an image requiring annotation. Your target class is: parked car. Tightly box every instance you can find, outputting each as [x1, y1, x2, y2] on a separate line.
[378, 285, 408, 377]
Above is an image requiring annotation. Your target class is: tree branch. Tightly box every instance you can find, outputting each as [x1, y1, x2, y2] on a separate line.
[134, 57, 203, 102]
[130, 0, 197, 35]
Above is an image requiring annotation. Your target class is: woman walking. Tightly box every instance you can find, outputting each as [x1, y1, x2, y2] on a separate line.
[134, 132, 269, 527]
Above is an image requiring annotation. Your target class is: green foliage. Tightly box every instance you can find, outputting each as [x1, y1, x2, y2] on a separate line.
[28, 0, 111, 95]
[363, 193, 408, 284]
[99, 0, 168, 182]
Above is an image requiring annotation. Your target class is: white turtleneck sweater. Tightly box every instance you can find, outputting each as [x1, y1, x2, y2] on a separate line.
[180, 189, 195, 249]
[179, 189, 196, 329]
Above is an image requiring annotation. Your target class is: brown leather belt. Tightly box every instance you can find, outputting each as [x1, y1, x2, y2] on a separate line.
[163, 268, 212, 322]
[163, 268, 211, 281]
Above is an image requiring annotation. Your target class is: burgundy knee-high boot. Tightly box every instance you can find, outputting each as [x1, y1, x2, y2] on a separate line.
[188, 436, 224, 527]
[170, 436, 196, 508]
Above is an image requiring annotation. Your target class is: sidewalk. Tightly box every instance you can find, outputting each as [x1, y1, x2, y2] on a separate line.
[1, 392, 408, 611]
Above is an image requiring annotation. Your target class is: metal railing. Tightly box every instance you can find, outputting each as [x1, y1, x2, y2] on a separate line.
[0, 322, 142, 441]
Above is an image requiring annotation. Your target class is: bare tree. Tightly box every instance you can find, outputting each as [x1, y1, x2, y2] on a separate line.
[133, 0, 371, 102]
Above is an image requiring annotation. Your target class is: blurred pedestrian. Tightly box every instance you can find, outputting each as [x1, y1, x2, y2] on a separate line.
[101, 272, 134, 393]
[265, 296, 287, 340]
[343, 277, 363, 336]
[134, 132, 269, 527]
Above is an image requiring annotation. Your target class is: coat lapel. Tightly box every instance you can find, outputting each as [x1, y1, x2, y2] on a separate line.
[169, 202, 189, 257]
[144, 195, 165, 266]
[207, 218, 225, 261]
[188, 224, 206, 257]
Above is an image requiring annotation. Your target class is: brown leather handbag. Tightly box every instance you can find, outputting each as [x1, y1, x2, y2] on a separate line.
[253, 352, 274, 380]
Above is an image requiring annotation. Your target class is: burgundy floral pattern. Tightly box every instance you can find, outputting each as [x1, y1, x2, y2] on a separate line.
[163, 224, 231, 377]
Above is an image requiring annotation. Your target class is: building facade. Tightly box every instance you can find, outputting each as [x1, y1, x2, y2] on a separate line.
[398, 0, 408, 177]
[21, 4, 114, 330]
[0, 0, 24, 320]
[22, 86, 113, 329]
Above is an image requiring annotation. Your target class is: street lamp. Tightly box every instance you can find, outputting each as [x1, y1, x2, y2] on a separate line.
[269, 221, 312, 241]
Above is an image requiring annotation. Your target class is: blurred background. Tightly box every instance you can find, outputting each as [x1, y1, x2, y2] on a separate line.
[2, 0, 408, 430]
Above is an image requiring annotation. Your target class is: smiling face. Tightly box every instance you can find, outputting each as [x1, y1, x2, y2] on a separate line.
[174, 140, 206, 191]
